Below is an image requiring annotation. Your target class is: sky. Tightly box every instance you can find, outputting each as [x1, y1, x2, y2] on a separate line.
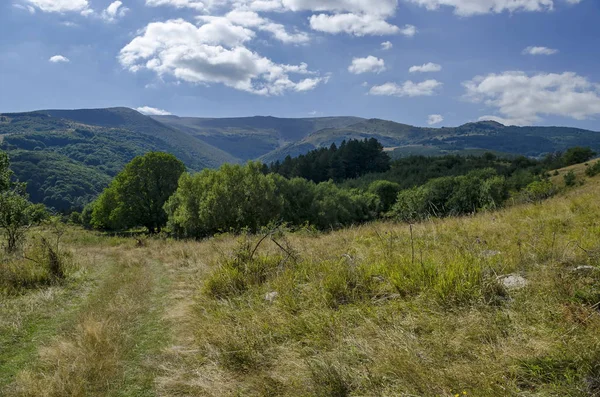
[1, 0, 600, 129]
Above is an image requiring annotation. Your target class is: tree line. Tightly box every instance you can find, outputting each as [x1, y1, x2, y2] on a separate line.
[81, 145, 597, 237]
[266, 138, 391, 182]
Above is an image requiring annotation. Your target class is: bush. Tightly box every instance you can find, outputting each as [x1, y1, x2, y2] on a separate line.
[368, 180, 401, 213]
[586, 161, 600, 177]
[391, 169, 508, 222]
[522, 179, 556, 203]
[166, 162, 283, 238]
[564, 170, 577, 187]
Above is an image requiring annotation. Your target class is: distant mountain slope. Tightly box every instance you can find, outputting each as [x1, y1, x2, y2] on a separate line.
[42, 108, 239, 168]
[153, 115, 363, 160]
[0, 108, 237, 210]
[260, 119, 600, 163]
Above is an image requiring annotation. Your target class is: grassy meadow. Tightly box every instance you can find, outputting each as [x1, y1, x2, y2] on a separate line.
[1, 169, 600, 396]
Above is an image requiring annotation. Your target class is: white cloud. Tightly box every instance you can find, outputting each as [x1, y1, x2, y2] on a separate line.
[49, 55, 70, 63]
[22, 0, 90, 13]
[381, 41, 393, 50]
[280, 0, 398, 16]
[464, 71, 600, 125]
[101, 1, 129, 22]
[143, 0, 406, 37]
[348, 56, 386, 74]
[136, 106, 172, 116]
[13, 3, 36, 13]
[409, 62, 442, 73]
[399, 24, 417, 37]
[145, 0, 210, 10]
[199, 10, 310, 44]
[119, 19, 326, 96]
[522, 46, 559, 55]
[405, 0, 577, 16]
[309, 13, 402, 36]
[427, 114, 444, 125]
[370, 80, 442, 97]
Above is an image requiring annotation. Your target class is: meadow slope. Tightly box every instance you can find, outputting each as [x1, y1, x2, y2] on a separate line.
[2, 170, 600, 396]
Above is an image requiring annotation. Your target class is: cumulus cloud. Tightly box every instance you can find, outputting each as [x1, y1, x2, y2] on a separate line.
[309, 14, 403, 36]
[463, 71, 600, 125]
[348, 56, 386, 74]
[49, 55, 70, 63]
[136, 106, 172, 115]
[119, 19, 326, 96]
[22, 0, 90, 13]
[522, 46, 559, 55]
[381, 41, 393, 50]
[409, 62, 442, 73]
[199, 10, 309, 44]
[370, 80, 442, 97]
[405, 0, 577, 16]
[145, 0, 211, 10]
[145, 0, 406, 37]
[101, 1, 129, 22]
[427, 114, 444, 125]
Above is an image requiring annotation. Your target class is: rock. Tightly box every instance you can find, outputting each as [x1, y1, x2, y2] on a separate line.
[481, 250, 501, 258]
[264, 291, 279, 303]
[498, 274, 528, 290]
[571, 265, 598, 274]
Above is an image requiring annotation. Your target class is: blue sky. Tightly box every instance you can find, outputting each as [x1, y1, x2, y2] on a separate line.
[1, 0, 599, 129]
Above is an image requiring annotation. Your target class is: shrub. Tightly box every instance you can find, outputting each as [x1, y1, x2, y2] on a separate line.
[522, 179, 556, 203]
[585, 161, 600, 177]
[564, 170, 577, 187]
[368, 180, 401, 213]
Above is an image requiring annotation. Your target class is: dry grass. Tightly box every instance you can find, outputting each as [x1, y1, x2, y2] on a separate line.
[1, 172, 600, 396]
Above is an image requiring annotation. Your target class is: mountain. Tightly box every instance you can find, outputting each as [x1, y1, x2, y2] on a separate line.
[260, 119, 600, 163]
[1, 107, 599, 211]
[153, 115, 363, 160]
[0, 108, 237, 210]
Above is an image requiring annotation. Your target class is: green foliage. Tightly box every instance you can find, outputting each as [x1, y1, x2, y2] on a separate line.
[0, 109, 237, 212]
[0, 151, 37, 253]
[564, 170, 577, 187]
[368, 180, 401, 213]
[271, 175, 380, 230]
[561, 147, 596, 167]
[522, 179, 556, 203]
[91, 152, 186, 232]
[391, 169, 508, 222]
[268, 138, 390, 183]
[586, 161, 600, 177]
[166, 162, 282, 238]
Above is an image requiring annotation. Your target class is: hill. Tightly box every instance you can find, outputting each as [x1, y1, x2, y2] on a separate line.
[2, 165, 600, 395]
[260, 119, 600, 162]
[153, 115, 364, 160]
[0, 108, 237, 210]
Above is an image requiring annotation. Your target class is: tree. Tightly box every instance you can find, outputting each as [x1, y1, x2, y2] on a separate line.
[562, 147, 596, 167]
[91, 152, 186, 233]
[0, 151, 36, 252]
[166, 162, 282, 238]
[368, 180, 401, 213]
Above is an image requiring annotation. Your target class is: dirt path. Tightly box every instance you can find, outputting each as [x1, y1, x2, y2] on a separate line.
[1, 245, 172, 396]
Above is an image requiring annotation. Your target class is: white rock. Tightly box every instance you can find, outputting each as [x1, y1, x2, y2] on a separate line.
[265, 291, 279, 303]
[498, 274, 528, 290]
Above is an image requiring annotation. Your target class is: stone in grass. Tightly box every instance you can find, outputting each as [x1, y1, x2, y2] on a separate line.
[265, 291, 279, 303]
[498, 274, 528, 290]
[481, 250, 501, 258]
[570, 265, 598, 275]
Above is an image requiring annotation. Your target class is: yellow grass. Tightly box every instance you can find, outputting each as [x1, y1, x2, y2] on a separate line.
[2, 172, 600, 396]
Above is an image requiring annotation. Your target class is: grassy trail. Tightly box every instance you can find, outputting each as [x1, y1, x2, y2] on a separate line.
[0, 243, 172, 396]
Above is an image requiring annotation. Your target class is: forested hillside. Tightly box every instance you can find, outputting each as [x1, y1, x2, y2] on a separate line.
[153, 115, 363, 160]
[0, 109, 236, 211]
[1, 107, 599, 213]
[261, 119, 600, 162]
